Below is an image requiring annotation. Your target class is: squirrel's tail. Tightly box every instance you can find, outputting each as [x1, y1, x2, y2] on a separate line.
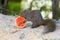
[42, 19, 56, 33]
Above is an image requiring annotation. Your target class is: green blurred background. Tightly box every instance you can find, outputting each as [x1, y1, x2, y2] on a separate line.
[0, 0, 60, 19]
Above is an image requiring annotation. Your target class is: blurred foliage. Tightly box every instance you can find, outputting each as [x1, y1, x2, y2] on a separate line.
[7, 2, 22, 15]
[8, 2, 21, 12]
[0, 0, 60, 17]
[40, 4, 52, 19]
[40, 5, 47, 11]
[40, 4, 51, 12]
[14, 0, 22, 2]
[58, 8, 60, 18]
[9, 0, 22, 2]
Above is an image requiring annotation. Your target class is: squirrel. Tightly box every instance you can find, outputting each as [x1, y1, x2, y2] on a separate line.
[19, 10, 56, 34]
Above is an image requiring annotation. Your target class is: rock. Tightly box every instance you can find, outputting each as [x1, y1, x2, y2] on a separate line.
[0, 14, 60, 40]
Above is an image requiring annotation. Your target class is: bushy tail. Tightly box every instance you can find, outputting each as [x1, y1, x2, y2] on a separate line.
[42, 19, 56, 33]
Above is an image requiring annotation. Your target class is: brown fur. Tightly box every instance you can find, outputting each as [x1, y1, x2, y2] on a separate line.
[20, 10, 56, 33]
[41, 19, 56, 33]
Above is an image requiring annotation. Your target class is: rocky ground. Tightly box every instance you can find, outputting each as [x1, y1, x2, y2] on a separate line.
[0, 14, 60, 40]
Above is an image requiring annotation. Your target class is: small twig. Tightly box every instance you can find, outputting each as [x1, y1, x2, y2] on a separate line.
[11, 29, 20, 34]
[29, 0, 35, 10]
